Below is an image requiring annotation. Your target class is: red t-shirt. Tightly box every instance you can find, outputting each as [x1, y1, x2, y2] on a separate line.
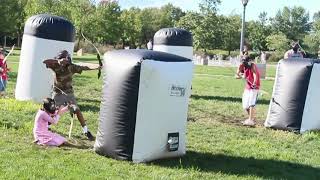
[0, 58, 8, 80]
[239, 63, 260, 90]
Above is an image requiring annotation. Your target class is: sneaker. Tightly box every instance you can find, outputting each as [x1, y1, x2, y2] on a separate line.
[85, 131, 95, 141]
[242, 119, 255, 126]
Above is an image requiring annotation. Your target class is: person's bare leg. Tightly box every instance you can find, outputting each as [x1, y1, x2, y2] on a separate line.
[75, 109, 94, 140]
[75, 109, 86, 127]
[249, 106, 256, 121]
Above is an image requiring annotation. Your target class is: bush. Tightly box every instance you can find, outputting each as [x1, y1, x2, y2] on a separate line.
[268, 51, 284, 62]
[77, 41, 115, 54]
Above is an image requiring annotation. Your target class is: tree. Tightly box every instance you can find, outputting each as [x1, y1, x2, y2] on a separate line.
[266, 33, 290, 52]
[303, 32, 320, 55]
[312, 11, 320, 32]
[160, 4, 185, 27]
[176, 1, 221, 51]
[95, 1, 122, 45]
[0, 0, 28, 46]
[220, 15, 241, 54]
[271, 6, 310, 40]
[246, 12, 271, 51]
[120, 8, 142, 48]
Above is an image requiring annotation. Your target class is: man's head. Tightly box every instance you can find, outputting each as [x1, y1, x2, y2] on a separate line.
[43, 98, 56, 114]
[55, 50, 72, 65]
[291, 42, 300, 53]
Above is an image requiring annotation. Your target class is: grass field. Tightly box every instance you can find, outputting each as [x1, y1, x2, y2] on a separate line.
[1, 52, 320, 179]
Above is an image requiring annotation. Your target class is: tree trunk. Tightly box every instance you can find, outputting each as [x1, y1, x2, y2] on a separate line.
[17, 33, 21, 47]
[4, 36, 6, 47]
[76, 29, 82, 52]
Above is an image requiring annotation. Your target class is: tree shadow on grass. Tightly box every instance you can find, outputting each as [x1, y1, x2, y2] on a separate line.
[191, 95, 270, 105]
[152, 151, 320, 180]
[78, 104, 100, 113]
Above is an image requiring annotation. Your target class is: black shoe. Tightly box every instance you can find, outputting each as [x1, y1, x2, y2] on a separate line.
[85, 131, 95, 141]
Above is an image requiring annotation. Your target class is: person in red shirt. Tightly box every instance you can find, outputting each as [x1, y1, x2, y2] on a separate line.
[235, 55, 260, 126]
[0, 50, 9, 97]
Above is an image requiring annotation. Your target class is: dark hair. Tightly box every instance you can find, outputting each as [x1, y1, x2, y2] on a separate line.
[43, 98, 56, 114]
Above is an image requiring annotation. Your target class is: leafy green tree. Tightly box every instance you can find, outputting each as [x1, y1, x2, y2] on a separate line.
[0, 0, 28, 46]
[271, 6, 310, 40]
[266, 33, 290, 52]
[94, 1, 122, 45]
[120, 8, 142, 48]
[247, 12, 271, 51]
[303, 32, 320, 54]
[221, 15, 241, 54]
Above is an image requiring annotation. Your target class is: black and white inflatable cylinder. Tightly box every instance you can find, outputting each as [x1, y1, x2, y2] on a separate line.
[265, 58, 320, 133]
[15, 14, 75, 102]
[153, 28, 193, 60]
[94, 50, 193, 163]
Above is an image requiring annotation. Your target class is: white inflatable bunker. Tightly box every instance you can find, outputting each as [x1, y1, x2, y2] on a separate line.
[153, 28, 193, 60]
[15, 14, 75, 102]
[94, 50, 193, 163]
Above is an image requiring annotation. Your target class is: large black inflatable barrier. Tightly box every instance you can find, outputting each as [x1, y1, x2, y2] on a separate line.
[94, 50, 193, 163]
[265, 58, 320, 133]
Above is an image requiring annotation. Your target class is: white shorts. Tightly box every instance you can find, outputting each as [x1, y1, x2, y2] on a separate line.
[242, 89, 259, 109]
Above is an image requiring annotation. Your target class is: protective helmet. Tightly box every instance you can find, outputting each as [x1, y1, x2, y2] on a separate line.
[241, 55, 252, 68]
[55, 50, 71, 63]
[43, 98, 56, 114]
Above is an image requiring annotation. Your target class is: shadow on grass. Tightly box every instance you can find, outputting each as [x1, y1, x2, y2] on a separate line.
[78, 104, 100, 113]
[191, 95, 270, 105]
[77, 98, 101, 104]
[153, 151, 320, 179]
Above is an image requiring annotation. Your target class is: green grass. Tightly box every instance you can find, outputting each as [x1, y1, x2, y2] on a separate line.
[1, 53, 320, 179]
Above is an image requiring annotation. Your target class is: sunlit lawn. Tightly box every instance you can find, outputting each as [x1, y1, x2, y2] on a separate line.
[1, 52, 320, 179]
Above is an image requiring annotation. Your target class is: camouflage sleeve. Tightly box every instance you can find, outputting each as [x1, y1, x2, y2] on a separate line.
[69, 64, 90, 74]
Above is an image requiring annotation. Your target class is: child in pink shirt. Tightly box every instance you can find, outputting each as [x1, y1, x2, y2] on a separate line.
[33, 98, 69, 146]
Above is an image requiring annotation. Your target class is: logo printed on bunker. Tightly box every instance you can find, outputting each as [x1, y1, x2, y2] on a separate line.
[169, 84, 186, 97]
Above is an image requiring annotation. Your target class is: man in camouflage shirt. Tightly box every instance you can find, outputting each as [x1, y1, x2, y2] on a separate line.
[43, 50, 99, 141]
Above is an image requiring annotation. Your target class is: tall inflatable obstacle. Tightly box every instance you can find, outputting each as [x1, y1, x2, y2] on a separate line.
[153, 28, 193, 60]
[15, 14, 75, 102]
[94, 50, 193, 163]
[265, 58, 320, 133]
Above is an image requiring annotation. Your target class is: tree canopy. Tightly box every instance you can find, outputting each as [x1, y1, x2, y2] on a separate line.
[1, 0, 319, 56]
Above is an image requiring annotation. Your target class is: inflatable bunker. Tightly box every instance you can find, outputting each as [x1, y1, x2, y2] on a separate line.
[153, 28, 193, 60]
[94, 49, 193, 163]
[265, 58, 320, 133]
[15, 14, 75, 102]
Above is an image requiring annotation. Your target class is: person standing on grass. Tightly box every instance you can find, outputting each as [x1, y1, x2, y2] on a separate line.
[0, 49, 9, 97]
[43, 50, 100, 141]
[235, 55, 261, 126]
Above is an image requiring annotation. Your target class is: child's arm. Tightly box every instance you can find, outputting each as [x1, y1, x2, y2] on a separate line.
[57, 105, 69, 115]
[235, 65, 244, 79]
[42, 106, 68, 125]
[252, 64, 258, 88]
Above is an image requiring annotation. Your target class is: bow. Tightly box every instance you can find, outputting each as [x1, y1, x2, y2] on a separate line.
[81, 32, 103, 79]
[3, 45, 15, 64]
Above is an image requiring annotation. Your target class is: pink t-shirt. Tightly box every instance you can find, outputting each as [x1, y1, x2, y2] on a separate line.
[240, 63, 260, 90]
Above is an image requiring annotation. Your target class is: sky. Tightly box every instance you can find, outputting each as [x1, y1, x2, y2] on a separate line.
[116, 0, 320, 21]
